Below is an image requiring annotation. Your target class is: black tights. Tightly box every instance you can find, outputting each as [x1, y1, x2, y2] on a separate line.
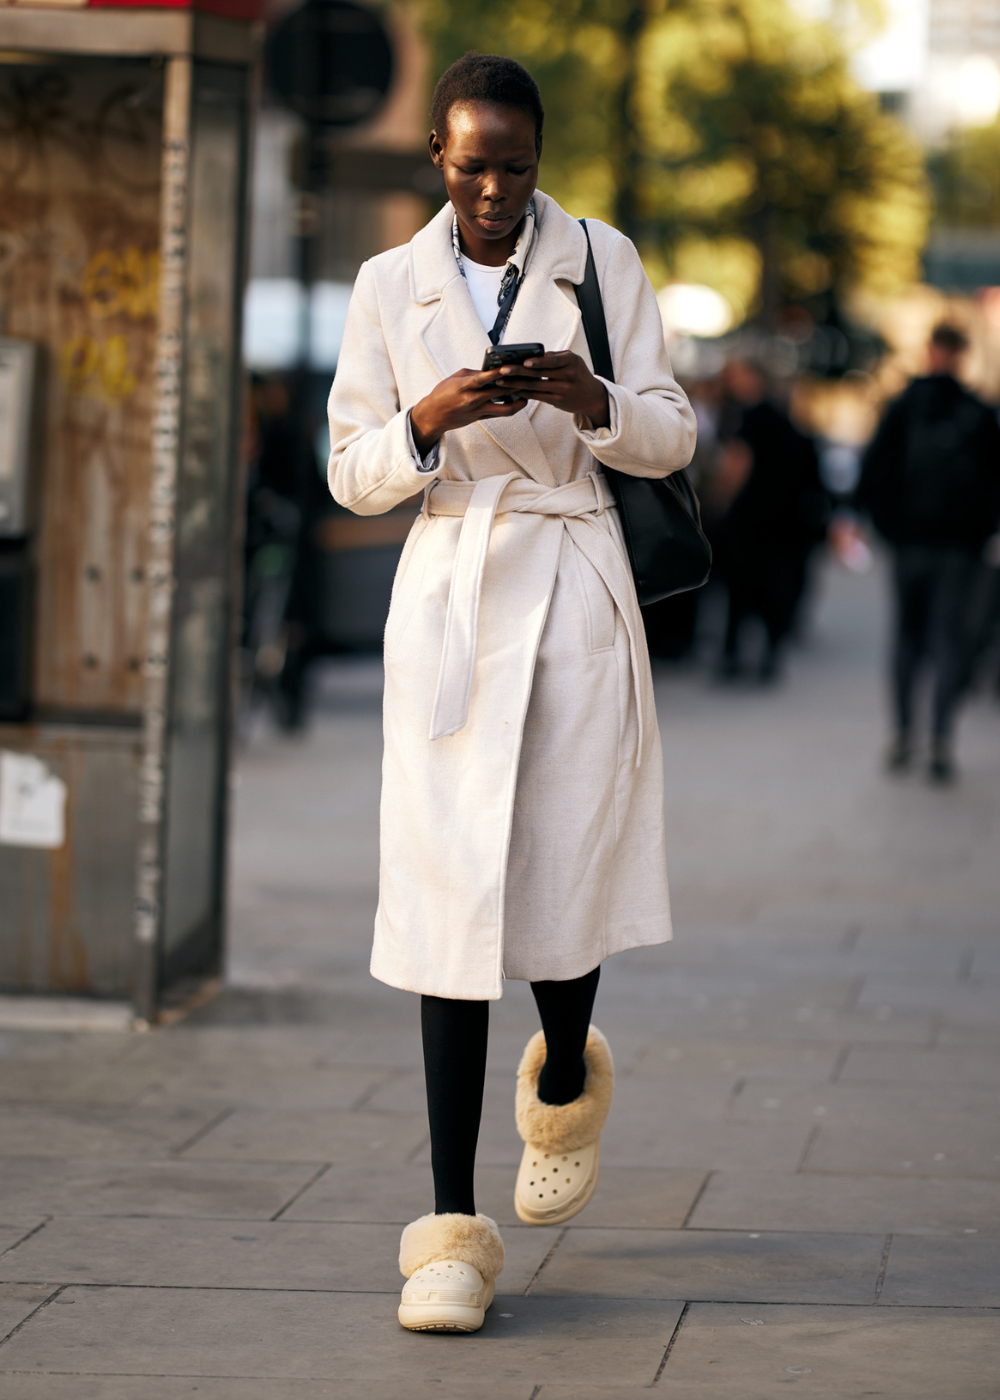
[421, 966, 600, 1216]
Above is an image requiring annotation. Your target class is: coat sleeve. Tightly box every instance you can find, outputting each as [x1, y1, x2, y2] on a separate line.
[326, 260, 442, 515]
[572, 227, 698, 481]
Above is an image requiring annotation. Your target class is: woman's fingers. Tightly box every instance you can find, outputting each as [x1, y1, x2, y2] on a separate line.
[478, 399, 527, 418]
[523, 351, 574, 370]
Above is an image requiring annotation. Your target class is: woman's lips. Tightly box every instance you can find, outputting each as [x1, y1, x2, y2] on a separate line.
[477, 214, 511, 230]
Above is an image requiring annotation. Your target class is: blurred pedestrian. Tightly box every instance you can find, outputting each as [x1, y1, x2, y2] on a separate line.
[712, 358, 827, 682]
[327, 55, 696, 1335]
[243, 375, 320, 730]
[856, 323, 1000, 782]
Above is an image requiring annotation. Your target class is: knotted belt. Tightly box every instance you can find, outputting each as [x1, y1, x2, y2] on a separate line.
[423, 471, 649, 764]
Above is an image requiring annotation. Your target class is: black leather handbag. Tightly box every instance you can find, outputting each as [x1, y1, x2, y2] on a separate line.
[574, 221, 712, 606]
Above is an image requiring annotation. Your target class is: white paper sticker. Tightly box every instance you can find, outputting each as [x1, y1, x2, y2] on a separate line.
[0, 750, 67, 849]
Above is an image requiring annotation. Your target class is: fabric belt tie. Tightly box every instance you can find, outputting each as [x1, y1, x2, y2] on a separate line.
[424, 472, 648, 764]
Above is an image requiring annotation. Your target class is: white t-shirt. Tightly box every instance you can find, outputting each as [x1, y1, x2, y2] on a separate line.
[462, 257, 506, 334]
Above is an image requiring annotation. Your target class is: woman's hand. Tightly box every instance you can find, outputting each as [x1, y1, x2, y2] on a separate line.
[410, 369, 528, 454]
[497, 351, 610, 428]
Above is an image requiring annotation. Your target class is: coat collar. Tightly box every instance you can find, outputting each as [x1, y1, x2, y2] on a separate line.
[408, 190, 590, 303]
[409, 193, 591, 483]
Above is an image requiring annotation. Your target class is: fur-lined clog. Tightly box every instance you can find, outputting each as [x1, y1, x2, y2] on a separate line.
[397, 1212, 504, 1333]
[514, 1025, 613, 1225]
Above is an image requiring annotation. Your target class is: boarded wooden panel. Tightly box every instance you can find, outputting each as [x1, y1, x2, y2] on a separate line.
[0, 58, 163, 715]
[0, 724, 140, 996]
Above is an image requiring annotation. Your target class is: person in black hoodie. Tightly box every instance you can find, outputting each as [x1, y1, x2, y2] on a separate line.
[856, 324, 1000, 782]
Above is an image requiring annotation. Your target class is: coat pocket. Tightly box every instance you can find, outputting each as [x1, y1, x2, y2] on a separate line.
[383, 518, 427, 659]
[570, 535, 616, 653]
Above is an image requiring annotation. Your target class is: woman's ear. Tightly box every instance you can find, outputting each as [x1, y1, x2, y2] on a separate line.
[429, 130, 445, 171]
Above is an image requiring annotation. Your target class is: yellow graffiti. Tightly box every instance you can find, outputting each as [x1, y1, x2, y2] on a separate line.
[60, 335, 100, 391]
[60, 334, 136, 399]
[83, 247, 160, 321]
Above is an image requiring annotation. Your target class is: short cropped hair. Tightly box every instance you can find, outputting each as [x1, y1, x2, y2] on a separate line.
[431, 53, 544, 152]
[930, 322, 968, 354]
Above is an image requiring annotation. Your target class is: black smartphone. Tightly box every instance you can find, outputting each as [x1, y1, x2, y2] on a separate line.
[481, 343, 545, 372]
[482, 344, 544, 404]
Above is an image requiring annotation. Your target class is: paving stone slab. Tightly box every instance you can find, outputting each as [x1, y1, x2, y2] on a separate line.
[689, 1170, 1000, 1236]
[133, 1066, 387, 1111]
[0, 1030, 136, 1065]
[651, 1303, 1000, 1399]
[728, 1078, 1000, 1131]
[176, 1009, 424, 1067]
[181, 1109, 428, 1163]
[0, 1216, 559, 1295]
[0, 1283, 56, 1341]
[0, 1380, 536, 1400]
[592, 1114, 814, 1172]
[971, 948, 1000, 978]
[704, 1006, 937, 1045]
[533, 1228, 885, 1304]
[937, 1023, 1000, 1048]
[0, 1286, 680, 1385]
[880, 1234, 1000, 1306]
[0, 1224, 44, 1261]
[0, 1106, 221, 1158]
[0, 1061, 149, 1107]
[633, 1040, 842, 1080]
[588, 1002, 934, 1046]
[124, 1025, 394, 1068]
[610, 971, 859, 1012]
[840, 1047, 1000, 1086]
[612, 1074, 740, 1126]
[804, 1114, 1000, 1178]
[281, 1163, 707, 1230]
[856, 978, 1000, 1023]
[277, 1162, 438, 1223]
[0, 1157, 320, 1219]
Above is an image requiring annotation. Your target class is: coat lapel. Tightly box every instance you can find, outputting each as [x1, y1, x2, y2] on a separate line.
[410, 194, 592, 485]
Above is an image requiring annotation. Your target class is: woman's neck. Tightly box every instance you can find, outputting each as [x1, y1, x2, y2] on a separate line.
[456, 214, 524, 267]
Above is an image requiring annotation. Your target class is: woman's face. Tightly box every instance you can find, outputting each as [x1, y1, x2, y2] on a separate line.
[430, 101, 540, 262]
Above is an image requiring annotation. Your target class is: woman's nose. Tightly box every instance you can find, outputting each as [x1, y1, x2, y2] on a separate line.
[481, 172, 504, 202]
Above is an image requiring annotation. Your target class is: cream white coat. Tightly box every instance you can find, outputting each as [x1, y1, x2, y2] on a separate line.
[327, 192, 697, 1000]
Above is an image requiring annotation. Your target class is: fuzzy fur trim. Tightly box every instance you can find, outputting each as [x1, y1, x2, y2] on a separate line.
[515, 1024, 614, 1153]
[399, 1212, 505, 1282]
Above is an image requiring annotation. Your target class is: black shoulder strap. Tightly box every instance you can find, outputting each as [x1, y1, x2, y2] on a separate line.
[575, 220, 615, 384]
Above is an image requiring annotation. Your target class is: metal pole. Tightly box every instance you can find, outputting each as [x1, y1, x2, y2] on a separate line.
[133, 53, 191, 1025]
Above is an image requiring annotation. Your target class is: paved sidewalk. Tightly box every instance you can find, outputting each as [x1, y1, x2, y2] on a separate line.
[1, 559, 999, 1397]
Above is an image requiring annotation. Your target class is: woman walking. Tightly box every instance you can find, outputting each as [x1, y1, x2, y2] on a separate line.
[327, 53, 696, 1333]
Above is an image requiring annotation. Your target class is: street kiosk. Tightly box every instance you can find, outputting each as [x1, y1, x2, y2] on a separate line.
[0, 0, 259, 1021]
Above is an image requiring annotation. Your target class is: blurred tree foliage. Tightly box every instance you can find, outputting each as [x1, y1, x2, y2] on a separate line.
[929, 120, 1000, 228]
[412, 0, 928, 323]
